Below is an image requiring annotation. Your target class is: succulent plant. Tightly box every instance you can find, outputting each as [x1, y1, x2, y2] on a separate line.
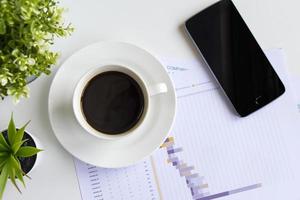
[0, 115, 42, 199]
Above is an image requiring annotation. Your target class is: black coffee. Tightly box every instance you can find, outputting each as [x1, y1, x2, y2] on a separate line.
[81, 71, 145, 135]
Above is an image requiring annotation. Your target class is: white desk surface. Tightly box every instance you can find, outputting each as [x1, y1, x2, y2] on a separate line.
[2, 0, 300, 199]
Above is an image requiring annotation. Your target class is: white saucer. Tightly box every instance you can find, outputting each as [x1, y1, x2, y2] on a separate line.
[48, 42, 176, 168]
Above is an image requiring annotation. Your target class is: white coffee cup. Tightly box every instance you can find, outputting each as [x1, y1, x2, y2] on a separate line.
[73, 65, 168, 140]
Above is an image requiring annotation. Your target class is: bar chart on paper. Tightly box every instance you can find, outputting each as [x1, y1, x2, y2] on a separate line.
[158, 137, 261, 200]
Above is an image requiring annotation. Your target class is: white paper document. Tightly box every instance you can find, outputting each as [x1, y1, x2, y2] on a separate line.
[74, 49, 300, 200]
[289, 72, 300, 112]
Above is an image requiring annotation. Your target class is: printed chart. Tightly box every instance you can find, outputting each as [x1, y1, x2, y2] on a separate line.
[160, 137, 261, 200]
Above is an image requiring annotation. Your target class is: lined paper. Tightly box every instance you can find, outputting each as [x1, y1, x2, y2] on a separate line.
[74, 159, 159, 200]
[289, 73, 300, 112]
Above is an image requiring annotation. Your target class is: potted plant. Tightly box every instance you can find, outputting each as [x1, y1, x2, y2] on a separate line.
[0, 0, 73, 102]
[0, 115, 42, 199]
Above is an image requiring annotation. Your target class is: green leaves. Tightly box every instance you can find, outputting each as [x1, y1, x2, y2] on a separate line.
[16, 146, 42, 158]
[0, 153, 8, 158]
[11, 139, 27, 154]
[0, 164, 9, 200]
[6, 114, 30, 154]
[7, 156, 21, 193]
[0, 19, 6, 35]
[7, 114, 16, 146]
[0, 114, 42, 199]
[0, 133, 9, 151]
[12, 120, 30, 154]
[15, 159, 25, 187]
[0, 0, 73, 101]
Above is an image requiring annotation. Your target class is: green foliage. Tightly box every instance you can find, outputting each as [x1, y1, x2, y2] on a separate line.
[0, 0, 73, 101]
[0, 114, 42, 199]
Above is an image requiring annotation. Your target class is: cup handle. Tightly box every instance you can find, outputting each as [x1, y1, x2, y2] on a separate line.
[148, 83, 168, 97]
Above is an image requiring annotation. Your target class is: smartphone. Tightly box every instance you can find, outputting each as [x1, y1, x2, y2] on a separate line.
[185, 0, 285, 117]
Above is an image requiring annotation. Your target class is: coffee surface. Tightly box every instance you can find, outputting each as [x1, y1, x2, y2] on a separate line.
[81, 71, 145, 135]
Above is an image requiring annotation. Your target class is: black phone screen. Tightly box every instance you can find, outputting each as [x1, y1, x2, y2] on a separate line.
[185, 0, 285, 117]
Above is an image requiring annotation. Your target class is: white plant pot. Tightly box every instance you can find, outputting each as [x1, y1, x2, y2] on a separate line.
[25, 131, 43, 175]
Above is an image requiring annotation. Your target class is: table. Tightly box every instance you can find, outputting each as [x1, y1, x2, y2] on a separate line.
[2, 0, 299, 199]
